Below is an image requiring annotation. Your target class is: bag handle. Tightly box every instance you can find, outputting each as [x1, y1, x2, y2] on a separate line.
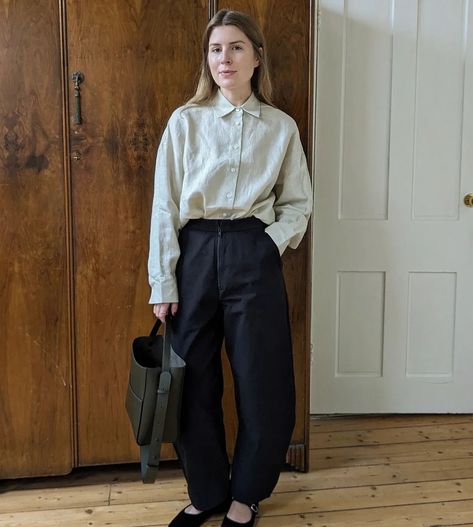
[149, 318, 161, 336]
[162, 319, 172, 373]
[149, 317, 172, 372]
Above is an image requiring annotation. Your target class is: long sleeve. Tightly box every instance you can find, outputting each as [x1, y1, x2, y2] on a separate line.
[264, 121, 313, 254]
[148, 113, 184, 304]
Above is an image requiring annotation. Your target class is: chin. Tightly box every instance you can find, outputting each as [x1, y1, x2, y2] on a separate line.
[219, 81, 240, 90]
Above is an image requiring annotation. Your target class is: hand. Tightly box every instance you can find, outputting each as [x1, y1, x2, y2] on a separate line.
[153, 302, 178, 323]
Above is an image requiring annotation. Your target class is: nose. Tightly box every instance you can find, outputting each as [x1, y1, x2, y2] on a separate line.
[220, 48, 232, 64]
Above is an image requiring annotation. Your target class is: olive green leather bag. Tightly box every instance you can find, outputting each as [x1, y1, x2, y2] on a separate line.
[125, 318, 185, 483]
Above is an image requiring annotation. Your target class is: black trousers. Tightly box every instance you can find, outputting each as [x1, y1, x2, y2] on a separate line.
[170, 216, 295, 510]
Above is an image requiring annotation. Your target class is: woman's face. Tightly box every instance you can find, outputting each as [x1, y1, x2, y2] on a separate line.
[207, 25, 260, 97]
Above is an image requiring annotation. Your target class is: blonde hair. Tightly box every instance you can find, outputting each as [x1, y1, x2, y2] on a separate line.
[186, 9, 274, 106]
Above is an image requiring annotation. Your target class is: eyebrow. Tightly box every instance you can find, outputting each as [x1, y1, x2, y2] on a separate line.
[209, 40, 246, 46]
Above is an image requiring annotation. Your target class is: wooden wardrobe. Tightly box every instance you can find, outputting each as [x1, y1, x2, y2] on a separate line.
[0, 0, 314, 478]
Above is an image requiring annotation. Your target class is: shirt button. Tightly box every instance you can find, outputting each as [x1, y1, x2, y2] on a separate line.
[226, 192, 233, 199]
[236, 122, 241, 127]
[222, 212, 229, 217]
[231, 167, 236, 173]
[233, 145, 239, 150]
[235, 108, 241, 112]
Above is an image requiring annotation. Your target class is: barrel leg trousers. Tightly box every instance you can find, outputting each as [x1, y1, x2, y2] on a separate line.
[169, 217, 296, 510]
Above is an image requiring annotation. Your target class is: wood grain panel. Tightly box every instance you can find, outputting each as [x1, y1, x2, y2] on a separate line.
[215, 0, 314, 469]
[0, 0, 73, 477]
[66, 0, 209, 465]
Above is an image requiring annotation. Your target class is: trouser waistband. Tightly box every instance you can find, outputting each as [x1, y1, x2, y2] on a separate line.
[184, 216, 265, 232]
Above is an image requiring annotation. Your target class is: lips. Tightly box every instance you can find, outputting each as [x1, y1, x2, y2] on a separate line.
[219, 70, 236, 75]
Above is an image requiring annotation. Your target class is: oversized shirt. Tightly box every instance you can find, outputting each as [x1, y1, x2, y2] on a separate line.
[148, 89, 313, 304]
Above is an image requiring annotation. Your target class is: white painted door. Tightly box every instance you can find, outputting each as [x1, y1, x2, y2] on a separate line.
[311, 0, 473, 413]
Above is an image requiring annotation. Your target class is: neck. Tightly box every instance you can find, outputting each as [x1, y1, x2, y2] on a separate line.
[220, 86, 252, 107]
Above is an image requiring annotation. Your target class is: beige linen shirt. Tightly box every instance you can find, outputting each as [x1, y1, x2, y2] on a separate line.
[148, 89, 313, 304]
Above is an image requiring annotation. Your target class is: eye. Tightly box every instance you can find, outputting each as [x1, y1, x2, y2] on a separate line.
[211, 47, 221, 53]
[233, 45, 243, 50]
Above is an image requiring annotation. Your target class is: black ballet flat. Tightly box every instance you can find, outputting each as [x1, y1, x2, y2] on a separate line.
[169, 497, 232, 527]
[220, 503, 259, 527]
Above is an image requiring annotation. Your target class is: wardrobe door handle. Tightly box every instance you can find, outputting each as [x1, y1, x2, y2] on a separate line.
[71, 71, 85, 124]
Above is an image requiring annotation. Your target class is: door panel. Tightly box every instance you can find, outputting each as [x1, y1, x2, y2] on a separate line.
[0, 0, 73, 477]
[66, 0, 209, 465]
[312, 0, 473, 413]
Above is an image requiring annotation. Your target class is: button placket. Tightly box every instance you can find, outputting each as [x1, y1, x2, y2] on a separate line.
[225, 109, 243, 210]
[222, 108, 243, 213]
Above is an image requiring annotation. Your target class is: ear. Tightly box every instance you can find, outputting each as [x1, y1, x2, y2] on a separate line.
[255, 46, 263, 65]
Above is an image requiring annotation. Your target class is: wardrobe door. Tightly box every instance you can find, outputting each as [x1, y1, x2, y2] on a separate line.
[66, 0, 209, 465]
[214, 0, 313, 470]
[0, 1, 73, 477]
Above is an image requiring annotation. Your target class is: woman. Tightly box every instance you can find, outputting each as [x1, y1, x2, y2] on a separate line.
[148, 9, 312, 527]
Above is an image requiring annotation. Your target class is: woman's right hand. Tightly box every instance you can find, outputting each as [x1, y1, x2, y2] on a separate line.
[153, 302, 179, 323]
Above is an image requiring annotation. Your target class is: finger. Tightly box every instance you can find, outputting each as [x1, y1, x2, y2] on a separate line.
[171, 303, 178, 316]
[153, 305, 167, 321]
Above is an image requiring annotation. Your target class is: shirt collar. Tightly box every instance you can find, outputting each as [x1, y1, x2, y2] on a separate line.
[213, 89, 261, 118]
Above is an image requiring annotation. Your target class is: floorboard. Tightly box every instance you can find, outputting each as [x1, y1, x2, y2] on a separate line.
[1, 415, 472, 527]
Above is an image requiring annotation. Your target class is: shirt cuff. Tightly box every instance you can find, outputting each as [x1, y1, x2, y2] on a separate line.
[148, 276, 179, 304]
[264, 222, 291, 256]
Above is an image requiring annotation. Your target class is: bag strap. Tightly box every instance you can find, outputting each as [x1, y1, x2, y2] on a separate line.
[140, 319, 173, 484]
[149, 317, 172, 372]
[162, 318, 172, 373]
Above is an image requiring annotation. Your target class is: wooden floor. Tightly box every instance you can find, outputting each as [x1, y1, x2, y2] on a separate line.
[1, 415, 473, 526]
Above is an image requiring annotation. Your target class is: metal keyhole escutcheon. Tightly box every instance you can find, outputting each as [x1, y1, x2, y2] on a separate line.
[71, 71, 85, 125]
